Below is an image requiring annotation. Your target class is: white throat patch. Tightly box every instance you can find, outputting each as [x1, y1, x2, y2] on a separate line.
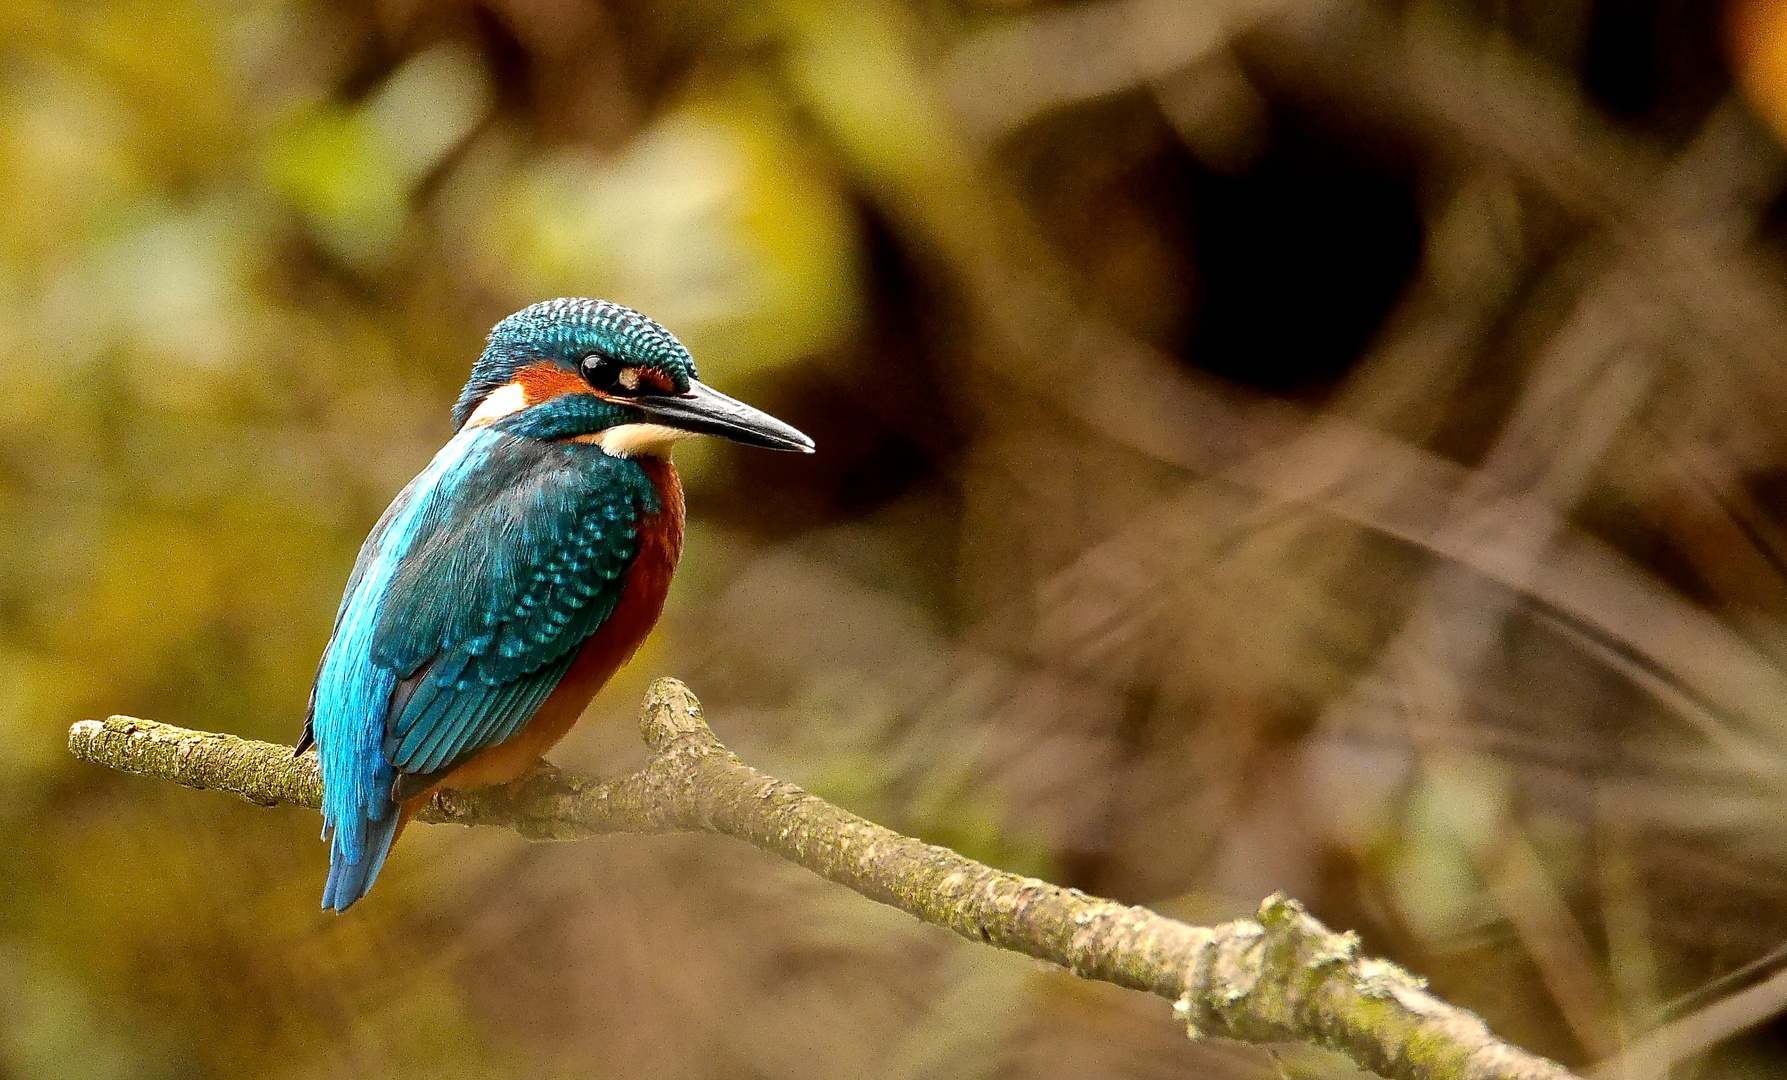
[465, 382, 528, 426]
[587, 423, 690, 458]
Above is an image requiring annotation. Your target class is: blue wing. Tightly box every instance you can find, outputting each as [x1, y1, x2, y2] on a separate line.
[310, 425, 658, 909]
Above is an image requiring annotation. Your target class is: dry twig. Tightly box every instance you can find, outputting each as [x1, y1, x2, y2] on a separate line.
[69, 677, 1577, 1080]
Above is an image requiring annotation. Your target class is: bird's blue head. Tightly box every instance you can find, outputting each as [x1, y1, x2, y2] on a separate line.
[453, 298, 812, 456]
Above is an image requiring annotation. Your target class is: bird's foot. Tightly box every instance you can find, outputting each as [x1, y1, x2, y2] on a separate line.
[511, 758, 562, 785]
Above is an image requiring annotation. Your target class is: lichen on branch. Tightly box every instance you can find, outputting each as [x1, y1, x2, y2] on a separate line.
[67, 678, 1578, 1080]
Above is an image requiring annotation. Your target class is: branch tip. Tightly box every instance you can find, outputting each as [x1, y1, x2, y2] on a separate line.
[67, 718, 101, 752]
[639, 676, 718, 753]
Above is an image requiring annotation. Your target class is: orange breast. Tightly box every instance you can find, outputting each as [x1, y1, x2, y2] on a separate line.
[402, 457, 685, 806]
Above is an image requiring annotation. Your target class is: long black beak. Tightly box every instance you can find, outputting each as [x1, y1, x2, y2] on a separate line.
[634, 379, 815, 452]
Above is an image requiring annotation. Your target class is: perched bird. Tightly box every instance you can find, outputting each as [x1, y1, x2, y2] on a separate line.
[299, 298, 812, 910]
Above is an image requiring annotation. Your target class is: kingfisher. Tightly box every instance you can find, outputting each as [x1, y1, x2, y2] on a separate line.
[297, 297, 813, 910]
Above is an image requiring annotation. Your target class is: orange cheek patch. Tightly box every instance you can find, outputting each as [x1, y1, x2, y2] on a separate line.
[514, 362, 593, 403]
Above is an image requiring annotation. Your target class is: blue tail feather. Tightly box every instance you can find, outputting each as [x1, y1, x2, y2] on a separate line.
[322, 801, 401, 911]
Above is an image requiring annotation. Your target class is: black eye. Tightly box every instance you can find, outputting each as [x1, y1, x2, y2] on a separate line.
[579, 352, 620, 390]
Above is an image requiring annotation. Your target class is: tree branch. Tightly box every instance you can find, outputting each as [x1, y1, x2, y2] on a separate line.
[68, 677, 1577, 1080]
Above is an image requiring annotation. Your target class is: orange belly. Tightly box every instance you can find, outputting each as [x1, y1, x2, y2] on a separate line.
[398, 457, 684, 825]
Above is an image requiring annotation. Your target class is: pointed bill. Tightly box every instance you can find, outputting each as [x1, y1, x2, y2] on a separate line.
[632, 380, 814, 452]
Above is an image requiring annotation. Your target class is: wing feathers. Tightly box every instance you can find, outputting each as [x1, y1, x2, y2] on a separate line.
[365, 433, 654, 777]
[312, 428, 660, 908]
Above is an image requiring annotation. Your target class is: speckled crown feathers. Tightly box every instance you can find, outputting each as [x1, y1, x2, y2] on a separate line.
[454, 298, 697, 429]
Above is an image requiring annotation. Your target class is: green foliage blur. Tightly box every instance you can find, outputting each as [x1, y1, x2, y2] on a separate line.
[5, 0, 1787, 1077]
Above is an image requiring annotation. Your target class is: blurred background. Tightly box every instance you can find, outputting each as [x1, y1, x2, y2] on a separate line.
[6, 0, 1787, 1076]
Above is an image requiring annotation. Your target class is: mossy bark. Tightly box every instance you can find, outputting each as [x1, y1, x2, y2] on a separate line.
[68, 678, 1578, 1080]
